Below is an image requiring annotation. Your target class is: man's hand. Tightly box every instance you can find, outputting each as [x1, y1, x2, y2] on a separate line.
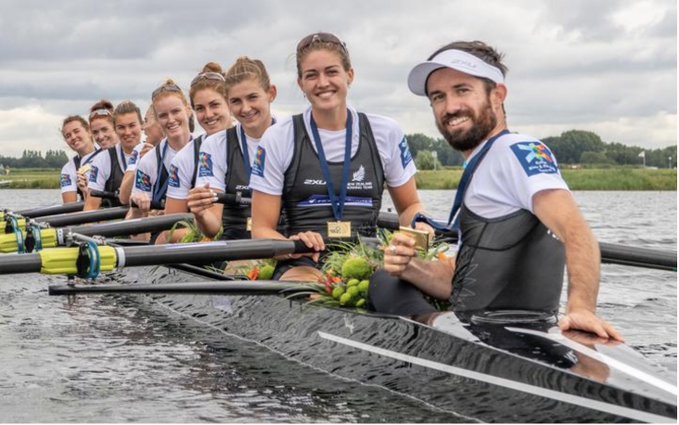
[560, 309, 624, 341]
[383, 232, 418, 277]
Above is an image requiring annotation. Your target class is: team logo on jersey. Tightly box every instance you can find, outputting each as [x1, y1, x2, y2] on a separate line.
[135, 170, 152, 192]
[510, 142, 559, 176]
[60, 174, 72, 188]
[168, 164, 180, 188]
[399, 136, 413, 168]
[128, 150, 139, 166]
[198, 152, 213, 177]
[88, 165, 99, 183]
[352, 165, 365, 182]
[252, 146, 266, 177]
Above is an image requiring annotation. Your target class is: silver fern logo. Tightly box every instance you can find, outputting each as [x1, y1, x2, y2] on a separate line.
[352, 165, 365, 182]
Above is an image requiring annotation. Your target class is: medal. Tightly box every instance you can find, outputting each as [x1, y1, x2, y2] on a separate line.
[310, 110, 353, 239]
[327, 221, 351, 238]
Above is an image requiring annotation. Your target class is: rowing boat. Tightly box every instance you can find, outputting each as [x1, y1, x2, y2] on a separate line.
[2, 200, 674, 422]
[51, 263, 677, 423]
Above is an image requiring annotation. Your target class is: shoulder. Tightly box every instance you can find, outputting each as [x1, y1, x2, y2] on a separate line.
[61, 160, 74, 174]
[362, 112, 401, 131]
[361, 112, 404, 144]
[491, 132, 560, 172]
[263, 116, 295, 139]
[200, 130, 227, 153]
[260, 117, 295, 154]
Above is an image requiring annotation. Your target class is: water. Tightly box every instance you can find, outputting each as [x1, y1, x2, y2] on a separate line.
[0, 189, 676, 422]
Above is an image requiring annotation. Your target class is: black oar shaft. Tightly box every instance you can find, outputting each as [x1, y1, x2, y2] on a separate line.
[0, 253, 42, 274]
[15, 202, 84, 218]
[48, 280, 309, 296]
[68, 214, 193, 238]
[35, 207, 129, 227]
[600, 242, 676, 271]
[121, 239, 310, 267]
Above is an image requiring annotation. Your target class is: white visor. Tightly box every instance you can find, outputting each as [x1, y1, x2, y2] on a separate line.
[407, 49, 505, 96]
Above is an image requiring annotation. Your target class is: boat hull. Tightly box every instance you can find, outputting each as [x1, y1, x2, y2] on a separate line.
[114, 265, 676, 423]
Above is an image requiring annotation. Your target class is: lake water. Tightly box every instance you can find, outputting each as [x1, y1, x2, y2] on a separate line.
[0, 189, 676, 422]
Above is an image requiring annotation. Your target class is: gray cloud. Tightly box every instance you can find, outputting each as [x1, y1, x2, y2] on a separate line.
[0, 0, 675, 158]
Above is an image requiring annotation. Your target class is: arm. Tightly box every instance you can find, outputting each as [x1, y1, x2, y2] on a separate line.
[62, 191, 77, 204]
[532, 189, 623, 341]
[251, 190, 324, 261]
[118, 171, 134, 205]
[83, 194, 102, 211]
[387, 177, 429, 227]
[153, 197, 191, 244]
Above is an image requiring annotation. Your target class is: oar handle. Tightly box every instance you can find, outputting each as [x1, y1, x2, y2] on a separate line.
[215, 192, 251, 205]
[130, 199, 165, 210]
[89, 189, 119, 200]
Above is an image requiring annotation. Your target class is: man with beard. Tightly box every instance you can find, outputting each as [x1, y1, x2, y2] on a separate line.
[369, 41, 622, 340]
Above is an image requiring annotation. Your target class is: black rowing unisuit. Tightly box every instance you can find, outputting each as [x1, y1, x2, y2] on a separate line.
[282, 113, 384, 239]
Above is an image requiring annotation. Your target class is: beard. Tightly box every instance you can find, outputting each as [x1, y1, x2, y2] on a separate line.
[437, 98, 497, 152]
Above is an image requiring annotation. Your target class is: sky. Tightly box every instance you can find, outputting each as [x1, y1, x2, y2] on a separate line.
[0, 0, 675, 158]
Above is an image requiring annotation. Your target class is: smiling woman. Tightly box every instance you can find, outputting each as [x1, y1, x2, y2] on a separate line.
[126, 80, 194, 240]
[84, 101, 143, 211]
[187, 56, 278, 242]
[154, 62, 234, 244]
[247, 32, 430, 283]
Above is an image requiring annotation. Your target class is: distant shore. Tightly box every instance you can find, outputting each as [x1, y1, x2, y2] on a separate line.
[0, 168, 676, 191]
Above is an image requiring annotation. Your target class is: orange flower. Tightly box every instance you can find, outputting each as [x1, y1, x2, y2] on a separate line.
[248, 268, 260, 280]
[437, 252, 448, 262]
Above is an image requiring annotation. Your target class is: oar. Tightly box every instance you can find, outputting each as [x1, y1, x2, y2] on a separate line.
[9, 201, 84, 218]
[2, 206, 130, 234]
[0, 213, 193, 253]
[48, 280, 316, 296]
[0, 239, 313, 275]
[377, 211, 677, 271]
[600, 242, 676, 271]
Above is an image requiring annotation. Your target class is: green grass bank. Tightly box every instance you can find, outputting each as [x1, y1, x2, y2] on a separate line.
[0, 168, 675, 191]
[415, 168, 677, 190]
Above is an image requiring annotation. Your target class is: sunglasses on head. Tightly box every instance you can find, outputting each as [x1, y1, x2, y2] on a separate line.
[151, 83, 182, 100]
[296, 32, 347, 54]
[190, 72, 226, 87]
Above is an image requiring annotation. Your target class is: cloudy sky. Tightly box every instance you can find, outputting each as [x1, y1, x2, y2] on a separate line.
[0, 0, 675, 158]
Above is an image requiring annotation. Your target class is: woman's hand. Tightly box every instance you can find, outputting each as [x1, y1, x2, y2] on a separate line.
[289, 231, 325, 262]
[187, 183, 217, 218]
[76, 173, 90, 198]
[130, 192, 151, 212]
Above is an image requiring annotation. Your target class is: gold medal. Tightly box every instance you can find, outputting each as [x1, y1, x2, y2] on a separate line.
[327, 221, 351, 238]
[246, 217, 252, 231]
[396, 226, 430, 251]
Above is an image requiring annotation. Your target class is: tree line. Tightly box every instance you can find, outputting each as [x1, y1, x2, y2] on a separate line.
[0, 150, 70, 169]
[409, 129, 677, 170]
[1, 130, 676, 170]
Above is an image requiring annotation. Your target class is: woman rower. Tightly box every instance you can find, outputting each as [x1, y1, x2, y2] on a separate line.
[155, 62, 234, 244]
[84, 101, 143, 210]
[118, 105, 165, 205]
[188, 56, 277, 241]
[128, 80, 193, 231]
[59, 116, 98, 203]
[248, 32, 430, 282]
